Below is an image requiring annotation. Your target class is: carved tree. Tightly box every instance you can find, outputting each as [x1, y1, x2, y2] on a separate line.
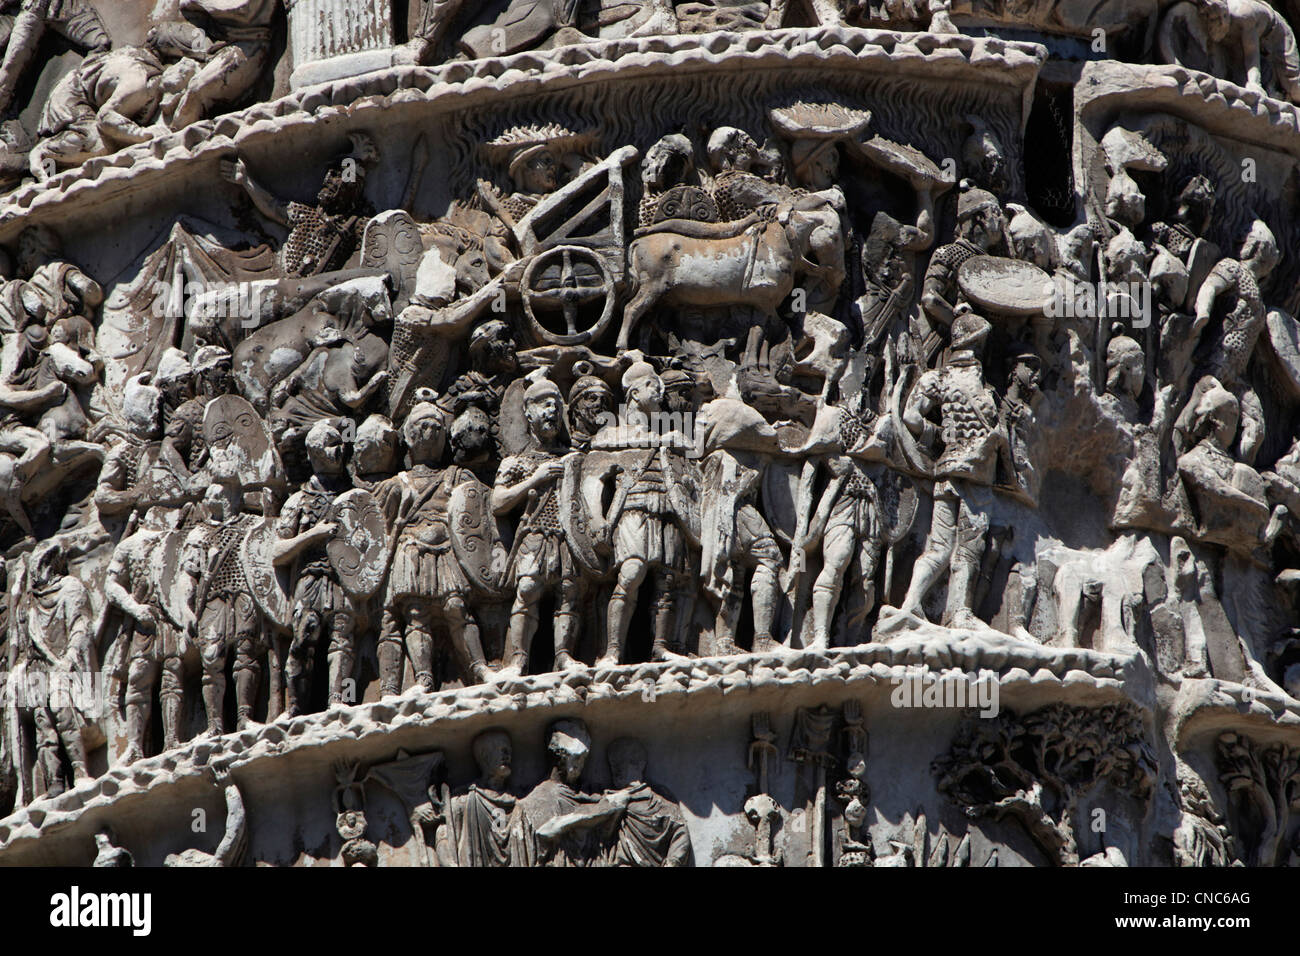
[933, 703, 1156, 866]
[1217, 732, 1300, 867]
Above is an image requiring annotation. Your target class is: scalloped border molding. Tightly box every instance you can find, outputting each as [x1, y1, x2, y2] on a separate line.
[0, 633, 1154, 854]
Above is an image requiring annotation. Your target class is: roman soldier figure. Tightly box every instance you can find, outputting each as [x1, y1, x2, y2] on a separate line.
[494, 375, 585, 674]
[375, 402, 493, 694]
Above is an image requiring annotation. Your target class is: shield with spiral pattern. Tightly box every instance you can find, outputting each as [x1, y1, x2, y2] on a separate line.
[448, 479, 509, 597]
[326, 489, 388, 599]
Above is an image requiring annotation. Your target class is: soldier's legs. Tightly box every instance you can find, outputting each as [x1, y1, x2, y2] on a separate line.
[812, 519, 856, 648]
[52, 0, 111, 51]
[232, 595, 264, 729]
[854, 534, 881, 626]
[1238, 387, 1265, 466]
[403, 0, 466, 63]
[199, 631, 228, 737]
[504, 573, 545, 674]
[749, 535, 782, 650]
[900, 494, 958, 618]
[326, 609, 357, 706]
[809, 0, 846, 26]
[30, 126, 103, 180]
[287, 608, 322, 717]
[404, 601, 436, 692]
[32, 705, 67, 795]
[123, 652, 160, 763]
[0, 8, 41, 113]
[378, 604, 405, 697]
[51, 706, 87, 782]
[554, 574, 584, 670]
[443, 594, 490, 684]
[944, 498, 990, 628]
[715, 578, 745, 654]
[159, 652, 183, 751]
[267, 631, 289, 719]
[606, 557, 648, 664]
[651, 569, 679, 661]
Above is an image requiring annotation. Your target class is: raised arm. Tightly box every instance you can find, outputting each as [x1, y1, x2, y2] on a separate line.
[219, 157, 290, 227]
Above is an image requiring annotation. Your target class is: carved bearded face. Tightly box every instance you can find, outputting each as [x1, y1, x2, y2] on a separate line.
[571, 388, 611, 432]
[1245, 231, 1280, 277]
[354, 417, 398, 474]
[200, 362, 233, 398]
[1106, 345, 1144, 399]
[519, 152, 559, 194]
[525, 394, 561, 441]
[404, 408, 446, 465]
[1012, 357, 1042, 395]
[306, 423, 346, 475]
[1195, 386, 1239, 447]
[16, 226, 58, 277]
[451, 408, 492, 463]
[204, 483, 235, 521]
[556, 745, 587, 784]
[626, 373, 663, 414]
[1202, 0, 1230, 42]
[317, 164, 365, 213]
[607, 738, 647, 788]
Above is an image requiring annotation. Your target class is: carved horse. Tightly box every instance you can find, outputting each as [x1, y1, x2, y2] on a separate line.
[617, 192, 846, 349]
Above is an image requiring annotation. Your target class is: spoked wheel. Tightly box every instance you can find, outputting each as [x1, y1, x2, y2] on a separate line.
[521, 244, 617, 346]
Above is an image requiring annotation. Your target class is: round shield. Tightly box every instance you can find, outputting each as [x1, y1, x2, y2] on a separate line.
[204, 395, 282, 487]
[560, 452, 606, 577]
[241, 519, 293, 632]
[857, 135, 945, 188]
[449, 480, 509, 596]
[957, 256, 1053, 317]
[326, 489, 389, 600]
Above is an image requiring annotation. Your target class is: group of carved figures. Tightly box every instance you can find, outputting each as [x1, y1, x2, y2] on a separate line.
[88, 721, 690, 867]
[2, 0, 1300, 188]
[0, 48, 1298, 812]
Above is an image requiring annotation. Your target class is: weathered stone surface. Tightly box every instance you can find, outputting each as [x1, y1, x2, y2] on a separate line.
[0, 0, 1298, 869]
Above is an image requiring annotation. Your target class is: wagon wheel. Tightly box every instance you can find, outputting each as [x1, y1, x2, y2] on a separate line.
[521, 245, 617, 346]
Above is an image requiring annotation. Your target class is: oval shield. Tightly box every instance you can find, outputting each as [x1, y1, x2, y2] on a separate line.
[449, 480, 509, 597]
[957, 255, 1053, 317]
[327, 489, 388, 600]
[560, 452, 606, 577]
[153, 527, 193, 635]
[204, 395, 282, 488]
[241, 518, 293, 632]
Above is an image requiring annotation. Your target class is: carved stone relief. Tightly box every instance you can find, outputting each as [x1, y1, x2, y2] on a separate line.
[0, 0, 1296, 869]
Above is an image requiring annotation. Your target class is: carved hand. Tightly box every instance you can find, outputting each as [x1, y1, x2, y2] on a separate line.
[219, 157, 249, 188]
[533, 460, 565, 485]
